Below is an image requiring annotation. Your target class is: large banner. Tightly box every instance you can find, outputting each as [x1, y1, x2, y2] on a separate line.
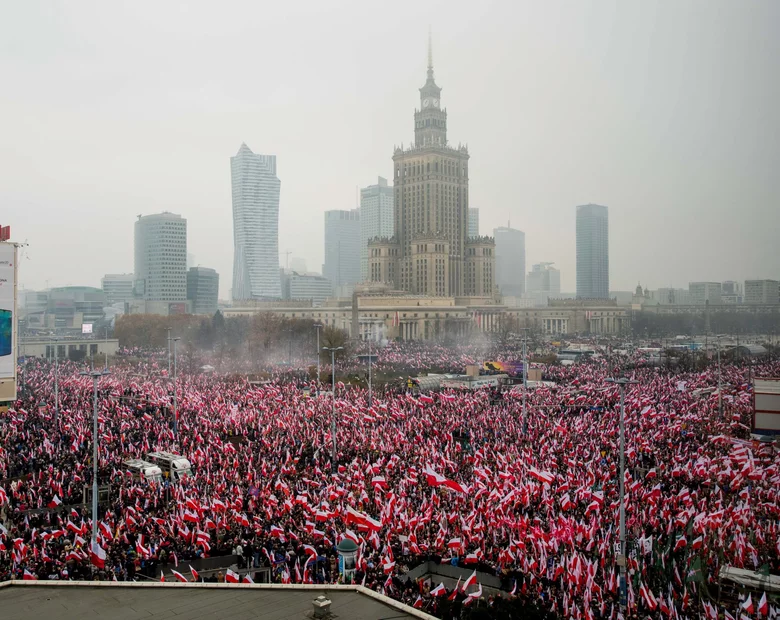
[0, 243, 17, 402]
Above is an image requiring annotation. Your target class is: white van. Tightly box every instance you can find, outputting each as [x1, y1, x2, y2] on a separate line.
[146, 451, 193, 481]
[123, 459, 164, 484]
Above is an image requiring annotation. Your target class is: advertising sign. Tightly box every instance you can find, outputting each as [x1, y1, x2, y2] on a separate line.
[82, 323, 93, 334]
[0, 243, 17, 402]
[753, 378, 780, 435]
[168, 302, 187, 315]
[482, 360, 523, 376]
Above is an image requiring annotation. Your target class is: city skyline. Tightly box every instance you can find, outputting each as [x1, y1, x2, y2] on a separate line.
[3, 2, 779, 297]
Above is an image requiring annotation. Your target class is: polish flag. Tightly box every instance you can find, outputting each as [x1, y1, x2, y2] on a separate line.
[242, 574, 254, 584]
[639, 582, 657, 610]
[758, 592, 768, 616]
[527, 467, 555, 485]
[89, 541, 106, 569]
[47, 495, 62, 509]
[413, 596, 423, 609]
[462, 569, 477, 592]
[465, 583, 482, 603]
[189, 565, 200, 581]
[430, 583, 446, 597]
[225, 569, 239, 583]
[23, 569, 37, 580]
[448, 577, 461, 600]
[343, 529, 360, 545]
[171, 569, 188, 582]
[742, 594, 754, 615]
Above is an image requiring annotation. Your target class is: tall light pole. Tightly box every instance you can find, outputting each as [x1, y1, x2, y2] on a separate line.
[314, 324, 323, 383]
[172, 337, 180, 437]
[167, 327, 172, 375]
[104, 327, 109, 371]
[717, 334, 723, 418]
[517, 327, 530, 434]
[80, 368, 111, 543]
[322, 346, 344, 470]
[53, 336, 59, 423]
[367, 328, 373, 407]
[606, 376, 638, 616]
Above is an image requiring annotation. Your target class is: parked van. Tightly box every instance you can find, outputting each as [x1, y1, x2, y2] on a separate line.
[146, 451, 192, 481]
[122, 459, 163, 484]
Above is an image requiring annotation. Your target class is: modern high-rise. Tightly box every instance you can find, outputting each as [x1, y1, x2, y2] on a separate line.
[468, 208, 479, 237]
[134, 212, 187, 302]
[360, 177, 394, 281]
[187, 267, 219, 315]
[527, 262, 561, 306]
[744, 279, 779, 305]
[689, 282, 722, 305]
[494, 226, 525, 297]
[368, 36, 495, 298]
[101, 273, 135, 305]
[576, 204, 609, 299]
[281, 271, 333, 307]
[231, 143, 282, 300]
[323, 209, 361, 297]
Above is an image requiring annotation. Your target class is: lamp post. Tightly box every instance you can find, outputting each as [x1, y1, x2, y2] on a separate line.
[167, 327, 172, 375]
[104, 327, 109, 371]
[716, 334, 723, 418]
[322, 346, 344, 470]
[314, 323, 323, 384]
[367, 329, 373, 407]
[53, 336, 59, 423]
[172, 337, 180, 437]
[516, 327, 530, 434]
[606, 376, 638, 615]
[80, 368, 111, 543]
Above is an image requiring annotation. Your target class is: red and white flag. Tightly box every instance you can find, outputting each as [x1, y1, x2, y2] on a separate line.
[189, 565, 200, 581]
[462, 569, 477, 592]
[430, 583, 446, 597]
[47, 495, 62, 509]
[23, 569, 37, 581]
[225, 569, 239, 583]
[171, 569, 188, 582]
[89, 541, 106, 569]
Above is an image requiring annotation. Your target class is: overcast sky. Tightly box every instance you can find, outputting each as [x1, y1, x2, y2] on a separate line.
[2, 0, 779, 298]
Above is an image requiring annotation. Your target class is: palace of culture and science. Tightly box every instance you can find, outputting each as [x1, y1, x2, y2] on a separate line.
[368, 40, 496, 299]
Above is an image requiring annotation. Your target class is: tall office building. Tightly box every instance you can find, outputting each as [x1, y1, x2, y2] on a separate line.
[468, 208, 479, 237]
[689, 282, 722, 305]
[323, 209, 361, 296]
[134, 212, 187, 301]
[493, 226, 525, 297]
[360, 177, 394, 281]
[527, 262, 561, 306]
[744, 279, 779, 305]
[187, 267, 219, 315]
[576, 204, 609, 299]
[101, 273, 135, 305]
[231, 143, 282, 300]
[281, 271, 333, 307]
[368, 36, 495, 297]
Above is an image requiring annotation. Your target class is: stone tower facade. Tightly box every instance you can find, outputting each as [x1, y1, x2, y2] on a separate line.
[369, 36, 494, 298]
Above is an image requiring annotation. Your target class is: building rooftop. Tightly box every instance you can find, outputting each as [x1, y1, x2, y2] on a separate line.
[0, 582, 434, 620]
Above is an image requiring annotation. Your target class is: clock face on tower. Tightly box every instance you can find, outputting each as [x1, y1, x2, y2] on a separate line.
[423, 98, 431, 108]
[433, 99, 439, 108]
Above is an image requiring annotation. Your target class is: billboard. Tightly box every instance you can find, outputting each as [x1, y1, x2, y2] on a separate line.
[0, 243, 17, 402]
[168, 302, 187, 315]
[482, 360, 524, 376]
[82, 323, 93, 334]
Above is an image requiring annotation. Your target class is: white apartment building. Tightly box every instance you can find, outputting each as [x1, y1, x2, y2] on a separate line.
[134, 213, 187, 302]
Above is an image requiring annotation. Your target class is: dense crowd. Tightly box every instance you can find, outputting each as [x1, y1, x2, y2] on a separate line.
[1, 348, 779, 619]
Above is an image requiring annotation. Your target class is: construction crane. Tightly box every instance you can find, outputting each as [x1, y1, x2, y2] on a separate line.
[280, 250, 292, 271]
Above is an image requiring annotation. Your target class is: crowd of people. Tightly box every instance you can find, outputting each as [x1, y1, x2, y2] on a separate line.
[1, 345, 779, 619]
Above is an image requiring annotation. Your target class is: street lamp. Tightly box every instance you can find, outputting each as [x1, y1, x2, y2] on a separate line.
[516, 327, 530, 434]
[80, 368, 111, 543]
[172, 337, 180, 438]
[322, 346, 344, 470]
[52, 336, 59, 423]
[716, 334, 723, 418]
[605, 376, 638, 615]
[314, 323, 323, 383]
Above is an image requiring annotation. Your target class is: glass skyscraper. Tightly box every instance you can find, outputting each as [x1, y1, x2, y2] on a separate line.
[576, 203, 609, 299]
[323, 209, 361, 296]
[360, 177, 394, 282]
[231, 143, 281, 300]
[493, 226, 525, 297]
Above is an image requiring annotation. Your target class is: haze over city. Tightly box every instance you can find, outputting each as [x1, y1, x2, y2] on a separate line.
[2, 0, 779, 298]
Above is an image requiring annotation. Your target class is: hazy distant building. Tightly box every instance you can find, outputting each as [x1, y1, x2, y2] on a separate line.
[656, 287, 692, 305]
[494, 226, 525, 297]
[468, 208, 479, 237]
[689, 282, 722, 305]
[324, 209, 361, 296]
[290, 257, 307, 274]
[187, 267, 219, 315]
[282, 271, 332, 307]
[360, 177, 394, 281]
[527, 262, 560, 306]
[134, 212, 187, 302]
[231, 143, 281, 300]
[367, 39, 495, 298]
[744, 279, 779, 305]
[576, 204, 609, 299]
[101, 273, 135, 305]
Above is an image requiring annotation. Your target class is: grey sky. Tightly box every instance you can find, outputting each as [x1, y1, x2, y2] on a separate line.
[2, 0, 778, 298]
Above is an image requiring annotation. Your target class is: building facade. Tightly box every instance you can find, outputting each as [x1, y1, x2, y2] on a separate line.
[324, 209, 361, 297]
[468, 208, 479, 237]
[360, 177, 394, 282]
[527, 262, 561, 306]
[689, 281, 722, 305]
[231, 143, 282, 300]
[134, 212, 187, 302]
[282, 272, 333, 307]
[576, 204, 609, 299]
[101, 273, 135, 305]
[494, 226, 525, 298]
[368, 41, 495, 298]
[186, 267, 219, 315]
[744, 279, 779, 305]
[656, 287, 692, 305]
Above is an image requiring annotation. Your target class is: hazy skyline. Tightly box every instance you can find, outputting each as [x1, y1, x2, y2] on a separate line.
[3, 0, 778, 299]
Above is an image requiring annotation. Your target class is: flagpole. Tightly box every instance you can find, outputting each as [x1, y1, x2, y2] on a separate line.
[323, 346, 344, 471]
